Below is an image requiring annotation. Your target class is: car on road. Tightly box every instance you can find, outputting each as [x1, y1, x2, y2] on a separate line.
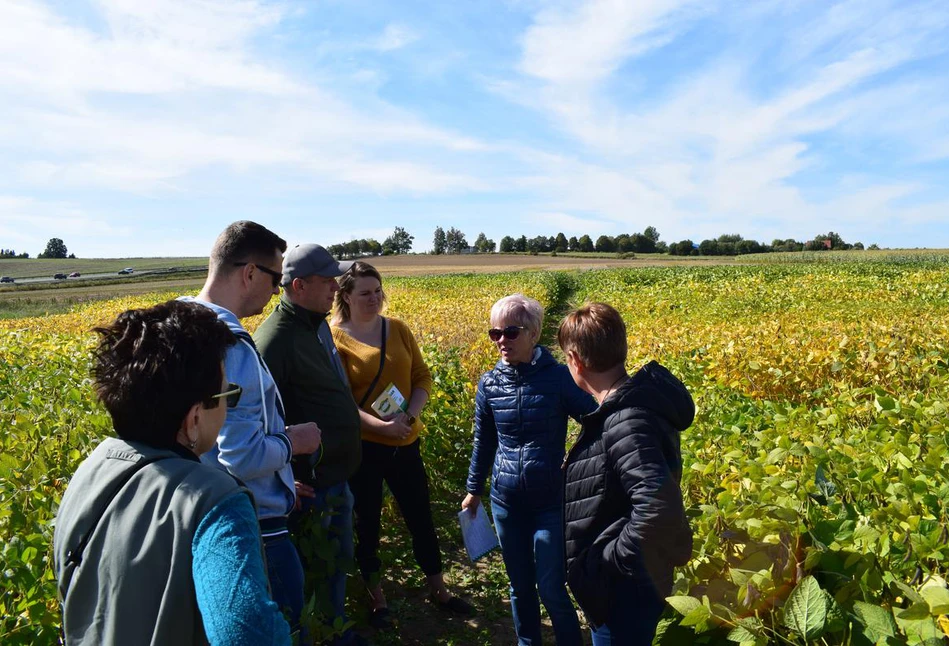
[117, 267, 134, 275]
[68, 272, 81, 278]
[0, 276, 13, 283]
[53, 273, 67, 280]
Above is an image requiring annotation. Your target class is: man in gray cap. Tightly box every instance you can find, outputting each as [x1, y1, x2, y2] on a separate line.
[254, 243, 365, 645]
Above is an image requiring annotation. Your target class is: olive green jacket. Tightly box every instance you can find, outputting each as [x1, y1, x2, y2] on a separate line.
[254, 295, 362, 488]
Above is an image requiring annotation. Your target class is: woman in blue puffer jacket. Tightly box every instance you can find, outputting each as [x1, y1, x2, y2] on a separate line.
[462, 294, 597, 645]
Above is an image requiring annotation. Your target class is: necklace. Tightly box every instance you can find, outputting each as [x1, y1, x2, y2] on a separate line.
[602, 373, 628, 403]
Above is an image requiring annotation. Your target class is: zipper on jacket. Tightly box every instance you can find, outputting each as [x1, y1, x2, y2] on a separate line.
[516, 373, 524, 489]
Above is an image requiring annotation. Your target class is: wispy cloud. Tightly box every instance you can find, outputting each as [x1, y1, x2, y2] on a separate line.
[500, 0, 949, 244]
[0, 0, 489, 197]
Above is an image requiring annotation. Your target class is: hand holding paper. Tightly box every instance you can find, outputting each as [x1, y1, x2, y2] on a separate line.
[458, 504, 500, 562]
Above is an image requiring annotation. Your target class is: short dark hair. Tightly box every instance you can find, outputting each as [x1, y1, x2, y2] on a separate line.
[92, 300, 237, 447]
[557, 302, 627, 372]
[209, 221, 287, 274]
[333, 261, 386, 323]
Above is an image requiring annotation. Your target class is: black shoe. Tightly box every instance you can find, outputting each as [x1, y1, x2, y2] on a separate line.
[430, 593, 476, 616]
[369, 606, 392, 630]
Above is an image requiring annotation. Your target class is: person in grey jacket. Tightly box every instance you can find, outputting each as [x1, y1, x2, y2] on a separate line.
[558, 302, 693, 646]
[54, 299, 291, 646]
[179, 221, 322, 637]
[463, 294, 596, 646]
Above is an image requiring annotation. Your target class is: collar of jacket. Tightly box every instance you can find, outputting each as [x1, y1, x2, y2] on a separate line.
[277, 293, 329, 329]
[580, 360, 694, 432]
[495, 345, 553, 376]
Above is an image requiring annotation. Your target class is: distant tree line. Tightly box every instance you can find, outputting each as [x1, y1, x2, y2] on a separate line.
[432, 227, 496, 254]
[326, 226, 874, 261]
[666, 231, 868, 256]
[327, 226, 415, 259]
[0, 249, 30, 258]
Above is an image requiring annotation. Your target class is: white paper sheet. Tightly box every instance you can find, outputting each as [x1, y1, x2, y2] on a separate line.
[457, 505, 500, 562]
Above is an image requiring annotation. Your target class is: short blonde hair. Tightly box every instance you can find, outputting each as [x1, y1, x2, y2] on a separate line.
[557, 302, 627, 372]
[490, 294, 544, 339]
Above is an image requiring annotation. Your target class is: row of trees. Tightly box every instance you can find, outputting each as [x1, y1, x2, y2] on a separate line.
[1, 238, 75, 259]
[667, 232, 869, 256]
[327, 227, 415, 259]
[327, 227, 873, 260]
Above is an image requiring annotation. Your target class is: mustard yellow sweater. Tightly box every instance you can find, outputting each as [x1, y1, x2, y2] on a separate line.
[331, 317, 433, 447]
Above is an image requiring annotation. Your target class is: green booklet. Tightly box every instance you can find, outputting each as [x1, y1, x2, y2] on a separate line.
[370, 382, 407, 418]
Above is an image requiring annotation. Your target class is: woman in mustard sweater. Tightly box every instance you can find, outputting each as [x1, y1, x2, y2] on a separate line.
[331, 261, 472, 627]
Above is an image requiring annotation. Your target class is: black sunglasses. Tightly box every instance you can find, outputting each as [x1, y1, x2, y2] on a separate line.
[211, 383, 242, 408]
[233, 262, 282, 288]
[488, 325, 527, 342]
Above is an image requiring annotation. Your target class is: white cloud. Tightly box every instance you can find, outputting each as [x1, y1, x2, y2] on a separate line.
[0, 1, 490, 196]
[519, 0, 702, 86]
[502, 0, 949, 244]
[374, 24, 419, 52]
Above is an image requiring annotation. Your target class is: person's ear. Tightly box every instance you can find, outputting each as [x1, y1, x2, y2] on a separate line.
[238, 262, 255, 288]
[566, 350, 584, 374]
[176, 402, 203, 448]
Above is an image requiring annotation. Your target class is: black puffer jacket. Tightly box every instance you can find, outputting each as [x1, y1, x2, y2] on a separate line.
[466, 346, 596, 508]
[563, 361, 694, 625]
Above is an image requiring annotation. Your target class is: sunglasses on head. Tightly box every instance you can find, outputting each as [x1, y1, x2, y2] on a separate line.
[233, 262, 283, 288]
[211, 383, 242, 408]
[488, 325, 527, 342]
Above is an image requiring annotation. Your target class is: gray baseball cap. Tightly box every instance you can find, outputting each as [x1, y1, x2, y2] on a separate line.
[281, 244, 354, 285]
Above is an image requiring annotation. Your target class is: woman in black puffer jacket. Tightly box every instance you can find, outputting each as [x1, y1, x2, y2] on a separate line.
[462, 294, 596, 646]
[558, 303, 694, 646]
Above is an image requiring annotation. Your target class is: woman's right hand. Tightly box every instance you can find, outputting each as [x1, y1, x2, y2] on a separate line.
[461, 493, 481, 517]
[382, 417, 412, 440]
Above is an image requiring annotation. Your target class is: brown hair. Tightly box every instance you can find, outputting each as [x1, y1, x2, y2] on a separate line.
[557, 302, 627, 372]
[208, 221, 286, 275]
[333, 261, 386, 323]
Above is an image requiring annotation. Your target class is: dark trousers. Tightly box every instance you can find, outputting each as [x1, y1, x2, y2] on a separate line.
[349, 438, 442, 580]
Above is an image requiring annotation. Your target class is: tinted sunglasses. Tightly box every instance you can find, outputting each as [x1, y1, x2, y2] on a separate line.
[488, 325, 527, 342]
[211, 383, 242, 408]
[233, 262, 283, 288]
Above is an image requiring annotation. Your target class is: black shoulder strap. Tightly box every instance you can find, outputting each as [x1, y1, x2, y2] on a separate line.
[61, 454, 169, 597]
[358, 318, 387, 408]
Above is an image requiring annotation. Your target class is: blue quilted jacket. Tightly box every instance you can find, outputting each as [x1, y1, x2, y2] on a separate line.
[466, 346, 597, 508]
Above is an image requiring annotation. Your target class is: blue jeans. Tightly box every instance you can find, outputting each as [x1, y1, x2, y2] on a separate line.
[589, 579, 665, 646]
[298, 482, 355, 642]
[493, 499, 582, 646]
[263, 532, 305, 639]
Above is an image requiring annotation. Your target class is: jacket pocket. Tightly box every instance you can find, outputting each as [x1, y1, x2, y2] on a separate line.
[567, 546, 614, 626]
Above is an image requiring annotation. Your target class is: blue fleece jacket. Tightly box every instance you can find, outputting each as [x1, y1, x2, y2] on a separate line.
[193, 492, 291, 645]
[179, 297, 295, 519]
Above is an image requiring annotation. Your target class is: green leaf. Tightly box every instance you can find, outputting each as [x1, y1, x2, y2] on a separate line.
[896, 602, 932, 620]
[679, 604, 711, 629]
[920, 585, 949, 615]
[852, 601, 898, 641]
[727, 625, 758, 642]
[666, 595, 702, 617]
[783, 576, 827, 640]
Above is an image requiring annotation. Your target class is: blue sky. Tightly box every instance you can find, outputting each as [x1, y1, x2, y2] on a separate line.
[0, 0, 947, 257]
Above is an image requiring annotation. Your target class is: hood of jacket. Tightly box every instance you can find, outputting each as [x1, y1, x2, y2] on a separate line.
[591, 360, 694, 434]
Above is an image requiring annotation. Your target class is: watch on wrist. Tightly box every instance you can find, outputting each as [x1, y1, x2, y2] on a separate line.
[407, 415, 416, 425]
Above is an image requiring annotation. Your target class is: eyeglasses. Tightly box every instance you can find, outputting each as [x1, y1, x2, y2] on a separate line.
[233, 262, 283, 288]
[211, 383, 242, 408]
[488, 326, 527, 342]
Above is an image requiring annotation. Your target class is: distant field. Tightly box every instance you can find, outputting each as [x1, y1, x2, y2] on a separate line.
[737, 248, 949, 263]
[0, 257, 208, 279]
